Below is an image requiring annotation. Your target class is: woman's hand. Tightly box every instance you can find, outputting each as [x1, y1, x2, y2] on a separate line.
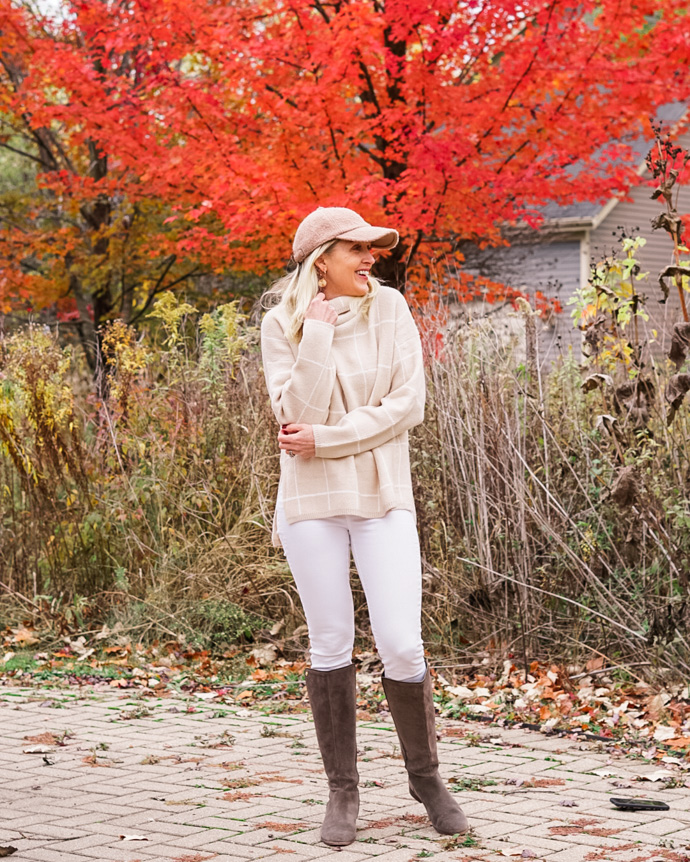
[279, 424, 316, 459]
[304, 294, 337, 325]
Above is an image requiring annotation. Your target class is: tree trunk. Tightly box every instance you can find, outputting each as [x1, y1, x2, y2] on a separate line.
[374, 244, 408, 292]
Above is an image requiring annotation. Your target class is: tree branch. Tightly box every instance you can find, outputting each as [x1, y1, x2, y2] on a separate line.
[0, 140, 46, 166]
[311, 0, 331, 24]
[357, 58, 381, 116]
[500, 0, 557, 113]
[265, 83, 299, 109]
[128, 259, 203, 325]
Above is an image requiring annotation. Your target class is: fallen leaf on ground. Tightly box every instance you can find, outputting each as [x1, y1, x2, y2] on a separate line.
[653, 726, 678, 742]
[247, 645, 278, 667]
[170, 854, 218, 862]
[506, 777, 565, 788]
[253, 773, 302, 784]
[164, 799, 204, 806]
[399, 814, 427, 824]
[119, 835, 149, 841]
[10, 628, 39, 647]
[220, 791, 256, 802]
[0, 849, 18, 858]
[24, 733, 61, 746]
[368, 817, 398, 829]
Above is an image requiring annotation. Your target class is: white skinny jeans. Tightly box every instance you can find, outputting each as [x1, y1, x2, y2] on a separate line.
[276, 501, 426, 681]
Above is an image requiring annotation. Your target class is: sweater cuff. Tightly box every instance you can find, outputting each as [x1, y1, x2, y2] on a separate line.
[312, 424, 329, 457]
[299, 318, 334, 355]
[312, 423, 357, 459]
[302, 318, 334, 335]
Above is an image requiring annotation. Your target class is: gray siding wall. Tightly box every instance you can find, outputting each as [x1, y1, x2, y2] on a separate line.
[462, 239, 584, 366]
[458, 130, 690, 367]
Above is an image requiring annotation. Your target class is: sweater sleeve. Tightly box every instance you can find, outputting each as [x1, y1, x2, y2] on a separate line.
[261, 313, 336, 426]
[311, 297, 425, 459]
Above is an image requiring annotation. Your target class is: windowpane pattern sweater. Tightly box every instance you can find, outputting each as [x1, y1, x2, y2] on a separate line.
[260, 286, 426, 547]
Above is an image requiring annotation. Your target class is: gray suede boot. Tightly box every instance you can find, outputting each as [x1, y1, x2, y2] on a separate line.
[305, 665, 360, 846]
[382, 670, 468, 835]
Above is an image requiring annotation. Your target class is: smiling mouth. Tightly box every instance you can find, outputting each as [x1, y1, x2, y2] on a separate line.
[356, 270, 370, 278]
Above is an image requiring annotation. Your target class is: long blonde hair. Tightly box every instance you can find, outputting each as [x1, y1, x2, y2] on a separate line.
[263, 241, 381, 343]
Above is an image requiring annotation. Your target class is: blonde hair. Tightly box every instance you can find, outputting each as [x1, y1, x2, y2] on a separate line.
[263, 241, 380, 342]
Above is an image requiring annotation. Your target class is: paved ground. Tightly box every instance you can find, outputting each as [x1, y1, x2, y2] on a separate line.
[1, 685, 689, 862]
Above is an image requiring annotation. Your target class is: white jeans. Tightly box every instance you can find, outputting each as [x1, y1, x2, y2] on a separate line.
[276, 501, 425, 681]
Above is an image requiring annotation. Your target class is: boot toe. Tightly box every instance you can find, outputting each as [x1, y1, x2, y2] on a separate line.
[409, 776, 468, 836]
[320, 789, 359, 846]
[321, 825, 357, 846]
[433, 809, 468, 835]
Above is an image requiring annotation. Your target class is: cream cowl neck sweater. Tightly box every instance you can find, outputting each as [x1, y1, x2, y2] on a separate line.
[260, 285, 426, 547]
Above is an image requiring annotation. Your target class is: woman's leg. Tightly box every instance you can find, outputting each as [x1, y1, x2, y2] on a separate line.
[348, 508, 425, 681]
[349, 509, 467, 836]
[276, 503, 359, 846]
[276, 502, 354, 670]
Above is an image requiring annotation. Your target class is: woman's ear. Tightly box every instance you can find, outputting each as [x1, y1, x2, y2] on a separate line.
[315, 255, 327, 275]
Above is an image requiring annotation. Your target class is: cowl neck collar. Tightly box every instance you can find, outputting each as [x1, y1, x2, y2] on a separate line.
[327, 294, 362, 325]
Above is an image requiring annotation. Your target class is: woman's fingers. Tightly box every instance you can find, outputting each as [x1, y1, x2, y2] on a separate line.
[304, 294, 337, 325]
[279, 432, 306, 451]
[277, 424, 316, 458]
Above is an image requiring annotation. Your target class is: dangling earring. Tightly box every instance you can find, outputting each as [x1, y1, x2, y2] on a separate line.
[317, 269, 327, 291]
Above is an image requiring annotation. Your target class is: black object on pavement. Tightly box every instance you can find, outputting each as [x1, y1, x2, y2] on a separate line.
[610, 797, 670, 812]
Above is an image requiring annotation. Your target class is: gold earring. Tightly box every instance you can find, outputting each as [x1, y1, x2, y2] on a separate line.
[317, 270, 327, 290]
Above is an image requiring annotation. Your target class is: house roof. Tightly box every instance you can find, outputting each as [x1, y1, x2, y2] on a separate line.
[541, 101, 688, 228]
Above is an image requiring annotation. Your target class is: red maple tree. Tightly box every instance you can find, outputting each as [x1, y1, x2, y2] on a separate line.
[1, 0, 689, 364]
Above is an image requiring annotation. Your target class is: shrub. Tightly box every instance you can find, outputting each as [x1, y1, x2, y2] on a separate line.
[1, 288, 689, 680]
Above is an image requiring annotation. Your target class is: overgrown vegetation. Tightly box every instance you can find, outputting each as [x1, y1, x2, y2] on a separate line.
[0, 286, 688, 677]
[1, 135, 690, 681]
[0, 297, 279, 648]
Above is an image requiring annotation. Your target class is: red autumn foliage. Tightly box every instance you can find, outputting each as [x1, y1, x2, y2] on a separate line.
[1, 0, 689, 360]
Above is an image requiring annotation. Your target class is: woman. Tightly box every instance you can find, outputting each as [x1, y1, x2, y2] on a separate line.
[260, 206, 467, 847]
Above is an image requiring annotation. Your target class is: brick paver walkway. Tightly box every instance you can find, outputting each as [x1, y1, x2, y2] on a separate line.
[1, 685, 689, 862]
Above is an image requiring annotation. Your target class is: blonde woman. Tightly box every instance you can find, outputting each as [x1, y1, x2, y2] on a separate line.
[260, 207, 467, 847]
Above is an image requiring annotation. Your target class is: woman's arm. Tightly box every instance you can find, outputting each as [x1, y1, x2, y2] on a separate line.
[261, 311, 337, 426]
[311, 297, 425, 459]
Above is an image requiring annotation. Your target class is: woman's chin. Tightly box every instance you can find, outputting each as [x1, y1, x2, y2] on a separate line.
[327, 282, 370, 299]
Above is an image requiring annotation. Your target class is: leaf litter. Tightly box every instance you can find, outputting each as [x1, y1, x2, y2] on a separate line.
[2, 627, 690, 765]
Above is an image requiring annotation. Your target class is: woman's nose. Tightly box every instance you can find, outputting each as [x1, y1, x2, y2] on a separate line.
[363, 250, 375, 265]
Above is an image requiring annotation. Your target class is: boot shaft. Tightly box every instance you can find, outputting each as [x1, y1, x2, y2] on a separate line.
[381, 670, 439, 778]
[306, 664, 359, 791]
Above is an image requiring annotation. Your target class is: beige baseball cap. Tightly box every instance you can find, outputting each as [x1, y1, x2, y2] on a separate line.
[292, 206, 399, 263]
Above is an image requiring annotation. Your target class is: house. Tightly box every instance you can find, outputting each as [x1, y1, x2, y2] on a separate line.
[460, 103, 690, 367]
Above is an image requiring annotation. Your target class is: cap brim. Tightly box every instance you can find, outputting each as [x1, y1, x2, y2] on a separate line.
[336, 225, 399, 251]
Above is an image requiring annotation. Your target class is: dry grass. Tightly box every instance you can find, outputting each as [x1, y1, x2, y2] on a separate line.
[1, 295, 689, 680]
[412, 308, 690, 678]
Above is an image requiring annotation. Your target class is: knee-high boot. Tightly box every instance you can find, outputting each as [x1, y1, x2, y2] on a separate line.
[382, 670, 468, 835]
[305, 664, 360, 846]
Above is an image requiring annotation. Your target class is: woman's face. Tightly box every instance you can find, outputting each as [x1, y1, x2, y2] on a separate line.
[318, 240, 376, 300]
